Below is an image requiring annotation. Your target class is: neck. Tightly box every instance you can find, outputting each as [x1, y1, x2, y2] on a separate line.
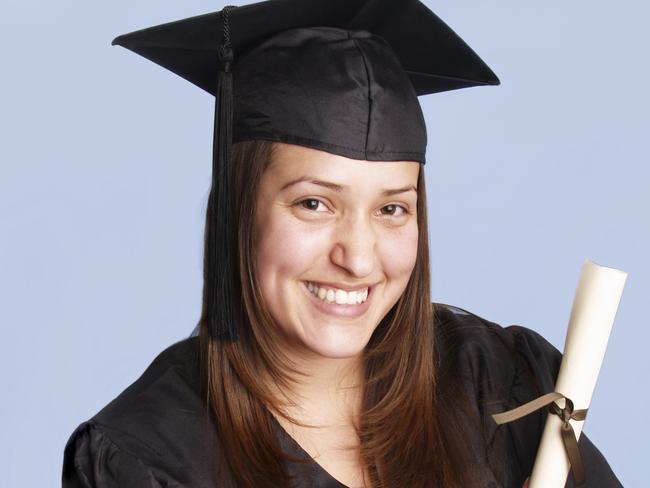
[268, 350, 365, 426]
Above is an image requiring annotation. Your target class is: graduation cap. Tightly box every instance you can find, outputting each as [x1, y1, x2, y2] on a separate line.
[112, 0, 499, 341]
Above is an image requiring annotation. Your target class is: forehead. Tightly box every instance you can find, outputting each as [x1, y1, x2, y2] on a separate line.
[266, 142, 420, 188]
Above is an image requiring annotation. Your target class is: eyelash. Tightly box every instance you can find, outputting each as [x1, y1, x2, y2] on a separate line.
[295, 198, 411, 217]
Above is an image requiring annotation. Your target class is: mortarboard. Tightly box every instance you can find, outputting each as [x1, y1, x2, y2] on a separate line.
[111, 0, 499, 341]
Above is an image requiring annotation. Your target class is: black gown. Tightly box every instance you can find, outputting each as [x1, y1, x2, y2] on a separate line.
[62, 304, 623, 487]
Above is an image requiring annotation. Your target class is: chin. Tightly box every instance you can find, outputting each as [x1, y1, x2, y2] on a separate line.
[298, 326, 373, 359]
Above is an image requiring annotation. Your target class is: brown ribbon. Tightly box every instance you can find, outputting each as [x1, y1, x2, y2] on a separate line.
[492, 392, 589, 487]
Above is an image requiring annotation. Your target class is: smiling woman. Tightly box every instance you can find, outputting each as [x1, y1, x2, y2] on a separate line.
[252, 143, 423, 485]
[195, 139, 449, 487]
[61, 1, 623, 487]
[254, 143, 420, 359]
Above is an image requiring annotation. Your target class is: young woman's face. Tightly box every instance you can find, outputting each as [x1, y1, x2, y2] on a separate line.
[253, 142, 420, 360]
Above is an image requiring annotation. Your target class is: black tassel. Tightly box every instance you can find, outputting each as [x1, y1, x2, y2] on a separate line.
[207, 6, 237, 341]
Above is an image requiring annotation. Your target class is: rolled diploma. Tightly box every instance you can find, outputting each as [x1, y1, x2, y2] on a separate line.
[529, 260, 627, 488]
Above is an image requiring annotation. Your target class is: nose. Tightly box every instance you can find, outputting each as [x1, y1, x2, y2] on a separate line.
[329, 211, 376, 278]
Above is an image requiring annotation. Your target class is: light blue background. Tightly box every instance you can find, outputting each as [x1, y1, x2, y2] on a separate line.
[1, 1, 647, 486]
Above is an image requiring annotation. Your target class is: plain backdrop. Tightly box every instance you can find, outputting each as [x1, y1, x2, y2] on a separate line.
[1, 1, 647, 486]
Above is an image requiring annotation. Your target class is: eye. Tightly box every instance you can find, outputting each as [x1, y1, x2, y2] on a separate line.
[296, 198, 328, 213]
[379, 204, 409, 217]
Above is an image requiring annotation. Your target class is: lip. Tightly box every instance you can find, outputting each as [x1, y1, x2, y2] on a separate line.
[301, 281, 373, 318]
[306, 280, 373, 293]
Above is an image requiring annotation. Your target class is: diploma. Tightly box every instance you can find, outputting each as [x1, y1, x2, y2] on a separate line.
[492, 260, 627, 487]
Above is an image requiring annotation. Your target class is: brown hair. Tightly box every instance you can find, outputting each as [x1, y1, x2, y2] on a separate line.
[198, 140, 481, 487]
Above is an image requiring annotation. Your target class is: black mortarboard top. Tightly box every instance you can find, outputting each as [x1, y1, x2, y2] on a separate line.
[111, 0, 499, 341]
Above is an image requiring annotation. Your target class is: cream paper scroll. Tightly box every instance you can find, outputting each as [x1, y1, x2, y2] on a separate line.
[529, 260, 627, 488]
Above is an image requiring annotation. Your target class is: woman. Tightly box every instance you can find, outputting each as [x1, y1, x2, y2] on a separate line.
[62, 1, 622, 487]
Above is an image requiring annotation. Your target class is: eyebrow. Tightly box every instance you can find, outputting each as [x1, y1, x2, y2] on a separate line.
[280, 176, 416, 196]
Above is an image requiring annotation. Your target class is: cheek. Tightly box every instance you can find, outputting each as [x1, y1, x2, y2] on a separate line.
[254, 210, 326, 286]
[378, 222, 419, 281]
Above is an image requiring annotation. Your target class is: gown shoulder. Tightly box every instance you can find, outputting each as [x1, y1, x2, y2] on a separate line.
[62, 420, 163, 488]
[433, 303, 623, 488]
[62, 336, 223, 488]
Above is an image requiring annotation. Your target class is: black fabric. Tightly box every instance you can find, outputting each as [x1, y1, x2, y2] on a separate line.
[111, 0, 499, 97]
[62, 304, 622, 487]
[231, 26, 428, 163]
[433, 305, 622, 488]
[111, 0, 499, 164]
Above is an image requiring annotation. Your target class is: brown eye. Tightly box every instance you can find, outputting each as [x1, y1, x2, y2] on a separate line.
[298, 198, 326, 212]
[380, 204, 407, 216]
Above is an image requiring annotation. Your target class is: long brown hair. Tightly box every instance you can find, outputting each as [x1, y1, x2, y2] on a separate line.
[198, 140, 481, 487]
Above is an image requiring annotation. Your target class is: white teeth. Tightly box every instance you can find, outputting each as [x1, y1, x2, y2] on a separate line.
[335, 289, 347, 304]
[306, 282, 369, 305]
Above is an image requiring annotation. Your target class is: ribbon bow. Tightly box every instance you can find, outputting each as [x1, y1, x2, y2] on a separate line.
[492, 392, 588, 486]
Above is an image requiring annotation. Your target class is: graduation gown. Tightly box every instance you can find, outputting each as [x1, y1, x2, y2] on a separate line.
[62, 303, 623, 487]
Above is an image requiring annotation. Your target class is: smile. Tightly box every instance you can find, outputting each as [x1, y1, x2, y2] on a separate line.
[305, 281, 369, 305]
